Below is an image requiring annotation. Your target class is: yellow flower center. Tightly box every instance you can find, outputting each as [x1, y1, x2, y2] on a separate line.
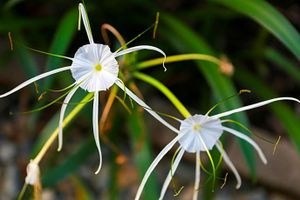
[193, 123, 201, 132]
[95, 64, 102, 71]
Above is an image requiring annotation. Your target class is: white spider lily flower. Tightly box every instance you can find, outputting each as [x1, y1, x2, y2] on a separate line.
[0, 3, 170, 174]
[135, 97, 300, 200]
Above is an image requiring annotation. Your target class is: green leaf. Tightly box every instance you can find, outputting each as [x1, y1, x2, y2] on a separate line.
[127, 109, 159, 200]
[264, 48, 300, 84]
[161, 14, 256, 176]
[14, 36, 38, 76]
[108, 152, 119, 200]
[44, 7, 78, 88]
[210, 0, 300, 61]
[31, 92, 93, 158]
[42, 136, 95, 187]
[4, 0, 24, 9]
[31, 113, 59, 157]
[0, 17, 50, 32]
[71, 176, 95, 200]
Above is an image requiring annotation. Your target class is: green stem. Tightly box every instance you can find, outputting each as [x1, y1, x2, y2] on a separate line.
[136, 54, 220, 70]
[133, 72, 191, 118]
[33, 93, 93, 164]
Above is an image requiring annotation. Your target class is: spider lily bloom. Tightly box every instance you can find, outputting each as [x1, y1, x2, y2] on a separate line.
[0, 3, 174, 174]
[135, 97, 300, 200]
[25, 160, 40, 185]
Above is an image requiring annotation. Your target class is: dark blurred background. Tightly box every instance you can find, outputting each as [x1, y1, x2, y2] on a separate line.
[1, 0, 300, 199]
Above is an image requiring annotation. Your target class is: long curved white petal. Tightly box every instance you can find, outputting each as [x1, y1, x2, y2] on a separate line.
[115, 80, 179, 134]
[93, 92, 102, 174]
[0, 66, 71, 98]
[222, 126, 267, 164]
[213, 97, 300, 119]
[57, 85, 80, 151]
[78, 3, 94, 44]
[193, 151, 201, 200]
[216, 141, 241, 189]
[114, 45, 167, 71]
[135, 134, 182, 200]
[159, 148, 185, 200]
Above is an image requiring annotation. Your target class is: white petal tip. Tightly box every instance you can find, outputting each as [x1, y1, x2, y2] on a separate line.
[235, 179, 242, 189]
[263, 159, 268, 165]
[260, 154, 267, 164]
[163, 65, 167, 72]
[57, 130, 63, 152]
[94, 165, 102, 174]
[78, 3, 84, 10]
[283, 97, 300, 104]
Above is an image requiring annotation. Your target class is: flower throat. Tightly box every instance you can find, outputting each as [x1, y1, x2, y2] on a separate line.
[95, 64, 102, 71]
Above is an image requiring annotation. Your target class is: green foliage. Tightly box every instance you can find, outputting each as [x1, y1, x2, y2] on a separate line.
[127, 108, 159, 200]
[44, 8, 78, 88]
[1, 1, 300, 199]
[210, 0, 300, 61]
